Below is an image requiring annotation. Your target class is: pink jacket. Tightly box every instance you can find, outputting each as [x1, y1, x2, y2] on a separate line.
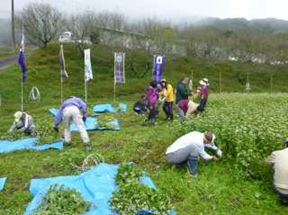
[146, 86, 158, 107]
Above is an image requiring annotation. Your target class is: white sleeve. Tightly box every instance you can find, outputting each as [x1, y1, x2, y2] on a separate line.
[266, 152, 276, 164]
[205, 143, 218, 151]
[199, 145, 213, 160]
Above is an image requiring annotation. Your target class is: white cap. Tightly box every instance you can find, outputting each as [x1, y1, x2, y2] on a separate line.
[14, 111, 23, 122]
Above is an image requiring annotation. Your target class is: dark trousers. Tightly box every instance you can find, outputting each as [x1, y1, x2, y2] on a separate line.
[163, 101, 173, 120]
[274, 185, 288, 204]
[173, 156, 198, 177]
[187, 156, 198, 176]
[197, 98, 207, 112]
[148, 106, 157, 120]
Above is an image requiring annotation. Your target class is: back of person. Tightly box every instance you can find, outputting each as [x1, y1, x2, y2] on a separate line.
[177, 100, 189, 113]
[272, 148, 288, 191]
[166, 131, 203, 155]
[176, 81, 188, 104]
[61, 97, 84, 110]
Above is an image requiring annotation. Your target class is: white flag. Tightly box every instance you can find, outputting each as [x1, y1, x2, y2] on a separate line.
[59, 45, 69, 80]
[84, 49, 93, 82]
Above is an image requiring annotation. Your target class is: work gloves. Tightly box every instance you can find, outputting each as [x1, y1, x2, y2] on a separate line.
[216, 149, 223, 158]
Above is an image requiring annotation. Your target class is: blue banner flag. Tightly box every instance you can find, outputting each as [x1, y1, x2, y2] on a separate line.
[152, 55, 165, 82]
[114, 53, 125, 84]
[18, 34, 26, 82]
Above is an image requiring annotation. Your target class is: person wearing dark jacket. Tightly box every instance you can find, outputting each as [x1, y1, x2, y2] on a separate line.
[133, 95, 148, 115]
[176, 77, 190, 104]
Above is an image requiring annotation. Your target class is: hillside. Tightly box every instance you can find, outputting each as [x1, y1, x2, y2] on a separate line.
[0, 43, 288, 109]
[0, 44, 288, 214]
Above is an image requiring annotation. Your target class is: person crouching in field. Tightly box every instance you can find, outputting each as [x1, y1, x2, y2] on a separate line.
[133, 95, 148, 115]
[197, 79, 209, 112]
[160, 79, 174, 121]
[165, 131, 222, 178]
[177, 100, 199, 122]
[54, 96, 92, 151]
[144, 81, 159, 126]
[9, 111, 35, 135]
[266, 138, 288, 205]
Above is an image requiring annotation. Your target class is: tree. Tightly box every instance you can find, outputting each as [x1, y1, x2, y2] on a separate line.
[16, 2, 63, 48]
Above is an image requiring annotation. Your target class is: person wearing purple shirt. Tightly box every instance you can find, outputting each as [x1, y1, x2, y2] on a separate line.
[54, 96, 91, 150]
[144, 80, 159, 126]
[197, 79, 209, 112]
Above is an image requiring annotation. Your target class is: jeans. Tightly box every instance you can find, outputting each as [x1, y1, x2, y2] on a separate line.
[163, 101, 173, 120]
[176, 106, 185, 122]
[187, 156, 198, 177]
[197, 98, 207, 112]
[147, 105, 158, 120]
[274, 185, 288, 204]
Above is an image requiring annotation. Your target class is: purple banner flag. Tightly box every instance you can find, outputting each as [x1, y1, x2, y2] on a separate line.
[114, 52, 125, 84]
[152, 55, 165, 82]
[18, 33, 26, 82]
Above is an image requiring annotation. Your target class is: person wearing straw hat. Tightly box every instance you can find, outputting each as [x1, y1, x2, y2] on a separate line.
[160, 79, 174, 121]
[266, 138, 288, 205]
[197, 79, 209, 112]
[8, 111, 35, 135]
[177, 100, 199, 122]
[166, 131, 222, 177]
[54, 96, 91, 151]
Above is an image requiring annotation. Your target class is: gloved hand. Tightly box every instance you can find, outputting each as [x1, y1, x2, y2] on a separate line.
[82, 116, 86, 123]
[54, 127, 59, 133]
[216, 149, 223, 158]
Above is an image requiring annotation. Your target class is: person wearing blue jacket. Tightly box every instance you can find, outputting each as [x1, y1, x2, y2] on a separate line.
[54, 96, 91, 150]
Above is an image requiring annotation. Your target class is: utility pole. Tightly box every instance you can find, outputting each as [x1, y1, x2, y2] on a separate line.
[11, 0, 15, 49]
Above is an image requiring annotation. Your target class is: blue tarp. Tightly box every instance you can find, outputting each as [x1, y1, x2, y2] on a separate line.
[24, 163, 176, 215]
[93, 103, 127, 113]
[0, 177, 6, 191]
[49, 109, 120, 131]
[0, 138, 63, 154]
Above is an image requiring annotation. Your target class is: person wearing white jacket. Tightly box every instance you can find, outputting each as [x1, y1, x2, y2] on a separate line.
[9, 111, 35, 135]
[166, 131, 222, 177]
[266, 138, 288, 204]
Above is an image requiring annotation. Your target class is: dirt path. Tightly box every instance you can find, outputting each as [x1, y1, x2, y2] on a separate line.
[0, 55, 18, 71]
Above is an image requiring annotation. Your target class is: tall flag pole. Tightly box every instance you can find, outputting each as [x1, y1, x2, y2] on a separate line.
[114, 52, 125, 102]
[152, 55, 165, 82]
[18, 30, 26, 111]
[59, 45, 68, 103]
[84, 49, 93, 103]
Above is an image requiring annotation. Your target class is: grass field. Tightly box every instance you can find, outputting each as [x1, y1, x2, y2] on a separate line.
[0, 44, 288, 214]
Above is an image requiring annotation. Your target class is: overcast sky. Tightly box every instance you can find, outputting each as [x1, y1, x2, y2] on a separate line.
[1, 0, 288, 21]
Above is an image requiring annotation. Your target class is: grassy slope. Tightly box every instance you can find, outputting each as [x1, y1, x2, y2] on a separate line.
[0, 44, 288, 214]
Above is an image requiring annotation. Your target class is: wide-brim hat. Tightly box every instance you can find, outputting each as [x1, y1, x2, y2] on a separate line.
[199, 80, 207, 86]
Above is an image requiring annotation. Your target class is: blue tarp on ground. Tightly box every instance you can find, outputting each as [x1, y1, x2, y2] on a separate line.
[24, 163, 176, 215]
[0, 138, 63, 154]
[0, 177, 6, 191]
[93, 103, 127, 113]
[49, 109, 120, 131]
